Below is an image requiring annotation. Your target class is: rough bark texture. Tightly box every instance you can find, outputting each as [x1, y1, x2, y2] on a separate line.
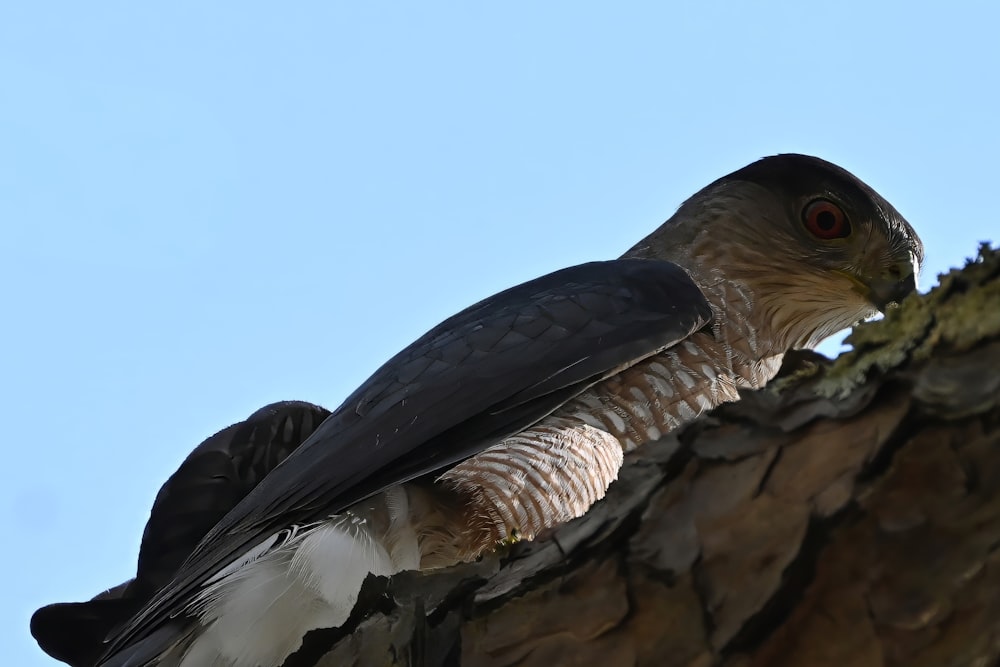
[288, 245, 1000, 667]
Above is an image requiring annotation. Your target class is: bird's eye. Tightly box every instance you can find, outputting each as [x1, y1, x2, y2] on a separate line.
[803, 199, 851, 240]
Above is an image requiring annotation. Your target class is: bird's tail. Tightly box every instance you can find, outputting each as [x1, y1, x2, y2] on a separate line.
[31, 594, 142, 667]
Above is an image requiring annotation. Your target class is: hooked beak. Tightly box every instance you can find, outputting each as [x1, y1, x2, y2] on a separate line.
[866, 268, 918, 312]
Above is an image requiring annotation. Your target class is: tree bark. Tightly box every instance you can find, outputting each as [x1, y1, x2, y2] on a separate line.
[289, 245, 1000, 667]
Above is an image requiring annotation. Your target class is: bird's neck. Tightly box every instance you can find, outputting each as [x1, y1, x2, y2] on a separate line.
[691, 265, 856, 356]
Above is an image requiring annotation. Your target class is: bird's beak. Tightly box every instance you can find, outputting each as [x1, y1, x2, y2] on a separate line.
[864, 259, 919, 312]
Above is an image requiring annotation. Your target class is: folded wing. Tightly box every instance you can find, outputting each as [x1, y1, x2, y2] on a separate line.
[102, 259, 712, 663]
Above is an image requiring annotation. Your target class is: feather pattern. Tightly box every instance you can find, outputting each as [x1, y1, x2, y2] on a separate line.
[182, 487, 419, 666]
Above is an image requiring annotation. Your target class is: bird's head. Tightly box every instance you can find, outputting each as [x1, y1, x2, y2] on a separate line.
[626, 154, 924, 350]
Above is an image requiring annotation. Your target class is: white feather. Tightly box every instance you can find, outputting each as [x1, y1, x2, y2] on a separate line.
[181, 492, 421, 667]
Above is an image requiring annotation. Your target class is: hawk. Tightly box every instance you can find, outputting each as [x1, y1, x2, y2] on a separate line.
[40, 154, 923, 667]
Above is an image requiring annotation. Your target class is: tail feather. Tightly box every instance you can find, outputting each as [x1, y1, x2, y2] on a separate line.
[31, 595, 141, 667]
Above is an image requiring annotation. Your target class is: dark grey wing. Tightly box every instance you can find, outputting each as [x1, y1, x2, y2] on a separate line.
[103, 259, 712, 661]
[31, 401, 329, 667]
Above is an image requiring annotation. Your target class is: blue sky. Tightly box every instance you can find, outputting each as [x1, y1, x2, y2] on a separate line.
[3, 3, 997, 664]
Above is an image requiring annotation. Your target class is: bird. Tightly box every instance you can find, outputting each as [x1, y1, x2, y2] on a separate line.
[68, 153, 922, 667]
[31, 401, 331, 667]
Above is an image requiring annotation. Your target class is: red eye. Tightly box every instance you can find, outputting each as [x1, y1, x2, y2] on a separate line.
[803, 199, 850, 239]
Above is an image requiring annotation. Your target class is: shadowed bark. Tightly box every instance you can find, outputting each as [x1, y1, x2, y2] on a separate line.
[287, 245, 1000, 667]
